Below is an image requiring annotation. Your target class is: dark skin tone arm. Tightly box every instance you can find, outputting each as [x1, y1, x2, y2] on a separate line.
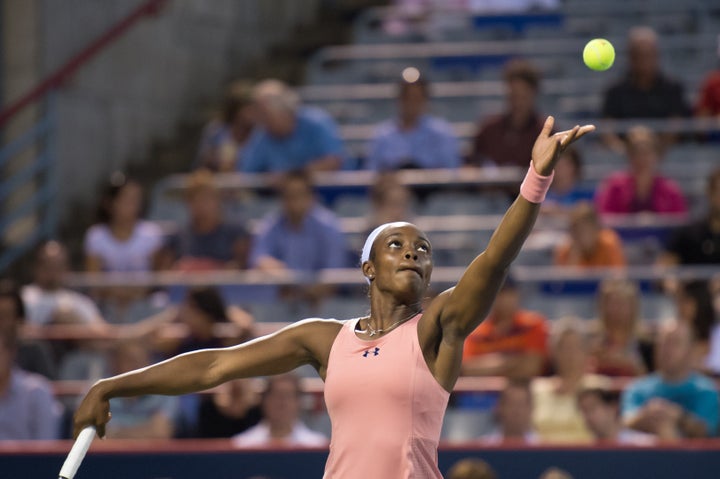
[418, 117, 594, 391]
[74, 116, 594, 438]
[73, 318, 342, 438]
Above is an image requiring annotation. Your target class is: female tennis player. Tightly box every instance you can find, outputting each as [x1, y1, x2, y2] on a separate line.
[74, 116, 593, 478]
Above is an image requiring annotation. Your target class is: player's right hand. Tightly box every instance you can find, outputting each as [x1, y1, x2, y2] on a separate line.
[73, 382, 111, 439]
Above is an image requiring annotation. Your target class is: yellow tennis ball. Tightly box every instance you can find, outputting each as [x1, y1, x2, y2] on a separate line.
[583, 38, 615, 71]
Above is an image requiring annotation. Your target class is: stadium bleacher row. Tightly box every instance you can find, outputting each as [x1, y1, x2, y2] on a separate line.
[51, 0, 719, 345]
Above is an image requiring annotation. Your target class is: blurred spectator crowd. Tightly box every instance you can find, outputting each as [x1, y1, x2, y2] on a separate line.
[1, 0, 720, 453]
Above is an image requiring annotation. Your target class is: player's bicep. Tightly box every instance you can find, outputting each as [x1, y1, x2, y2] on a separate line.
[439, 255, 507, 338]
[420, 286, 479, 350]
[211, 321, 320, 383]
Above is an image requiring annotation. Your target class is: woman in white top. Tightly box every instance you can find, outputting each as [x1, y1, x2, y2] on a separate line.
[84, 173, 163, 273]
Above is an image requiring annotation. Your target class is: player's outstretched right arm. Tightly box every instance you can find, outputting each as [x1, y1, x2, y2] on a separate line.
[73, 318, 340, 438]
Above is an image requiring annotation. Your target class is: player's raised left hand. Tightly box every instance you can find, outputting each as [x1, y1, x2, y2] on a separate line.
[531, 116, 595, 175]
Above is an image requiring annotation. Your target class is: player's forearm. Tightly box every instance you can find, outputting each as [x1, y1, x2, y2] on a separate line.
[94, 349, 223, 400]
[95, 325, 314, 400]
[483, 197, 540, 271]
[437, 197, 540, 337]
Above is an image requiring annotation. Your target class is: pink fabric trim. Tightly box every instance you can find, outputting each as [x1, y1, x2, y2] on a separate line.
[520, 161, 555, 203]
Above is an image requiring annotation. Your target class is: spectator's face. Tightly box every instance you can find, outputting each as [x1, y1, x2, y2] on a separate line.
[281, 178, 314, 222]
[375, 185, 412, 223]
[187, 188, 222, 225]
[0, 298, 19, 336]
[399, 84, 427, 121]
[552, 153, 578, 191]
[497, 386, 532, 437]
[255, 102, 295, 137]
[217, 379, 255, 417]
[629, 39, 659, 79]
[600, 290, 637, 333]
[111, 182, 143, 224]
[231, 105, 255, 142]
[569, 218, 600, 256]
[656, 323, 693, 375]
[578, 394, 615, 438]
[262, 379, 300, 431]
[491, 287, 520, 320]
[540, 470, 573, 479]
[554, 330, 587, 376]
[627, 141, 659, 175]
[506, 79, 536, 116]
[35, 245, 69, 290]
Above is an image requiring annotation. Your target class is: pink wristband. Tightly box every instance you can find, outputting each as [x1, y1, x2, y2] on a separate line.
[520, 161, 554, 203]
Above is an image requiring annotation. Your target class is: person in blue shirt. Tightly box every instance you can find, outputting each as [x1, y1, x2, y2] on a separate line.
[195, 81, 255, 172]
[240, 80, 344, 173]
[621, 320, 719, 439]
[156, 169, 251, 271]
[366, 72, 460, 171]
[0, 328, 61, 440]
[250, 170, 349, 308]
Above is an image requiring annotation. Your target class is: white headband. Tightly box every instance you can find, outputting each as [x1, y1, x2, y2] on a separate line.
[361, 222, 410, 283]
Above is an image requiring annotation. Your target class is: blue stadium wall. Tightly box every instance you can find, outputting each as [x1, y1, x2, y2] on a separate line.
[5, 444, 720, 479]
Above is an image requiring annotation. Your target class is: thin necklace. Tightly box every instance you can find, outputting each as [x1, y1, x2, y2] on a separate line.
[359, 311, 420, 337]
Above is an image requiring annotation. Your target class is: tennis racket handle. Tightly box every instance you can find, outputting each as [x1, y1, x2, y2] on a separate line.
[59, 426, 96, 479]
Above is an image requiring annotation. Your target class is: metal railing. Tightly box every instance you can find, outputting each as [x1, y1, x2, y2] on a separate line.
[0, 0, 168, 273]
[0, 94, 58, 272]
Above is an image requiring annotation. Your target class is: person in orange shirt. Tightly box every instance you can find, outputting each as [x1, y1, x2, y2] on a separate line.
[462, 278, 549, 379]
[554, 202, 626, 268]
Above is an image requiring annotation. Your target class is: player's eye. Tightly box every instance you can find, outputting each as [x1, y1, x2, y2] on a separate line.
[388, 240, 402, 248]
[417, 244, 429, 253]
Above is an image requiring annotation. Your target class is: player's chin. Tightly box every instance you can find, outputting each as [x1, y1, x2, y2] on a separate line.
[394, 276, 426, 297]
[396, 270, 423, 285]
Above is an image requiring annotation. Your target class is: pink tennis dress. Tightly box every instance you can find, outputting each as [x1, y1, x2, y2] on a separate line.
[323, 314, 450, 479]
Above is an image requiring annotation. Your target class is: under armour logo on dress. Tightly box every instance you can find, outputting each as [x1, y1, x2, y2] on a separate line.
[362, 347, 380, 357]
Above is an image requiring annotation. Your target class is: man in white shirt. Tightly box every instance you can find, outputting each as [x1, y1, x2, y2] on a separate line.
[232, 374, 327, 447]
[21, 241, 105, 327]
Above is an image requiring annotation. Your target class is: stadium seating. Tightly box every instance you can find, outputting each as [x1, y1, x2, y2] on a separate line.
[30, 1, 720, 450]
